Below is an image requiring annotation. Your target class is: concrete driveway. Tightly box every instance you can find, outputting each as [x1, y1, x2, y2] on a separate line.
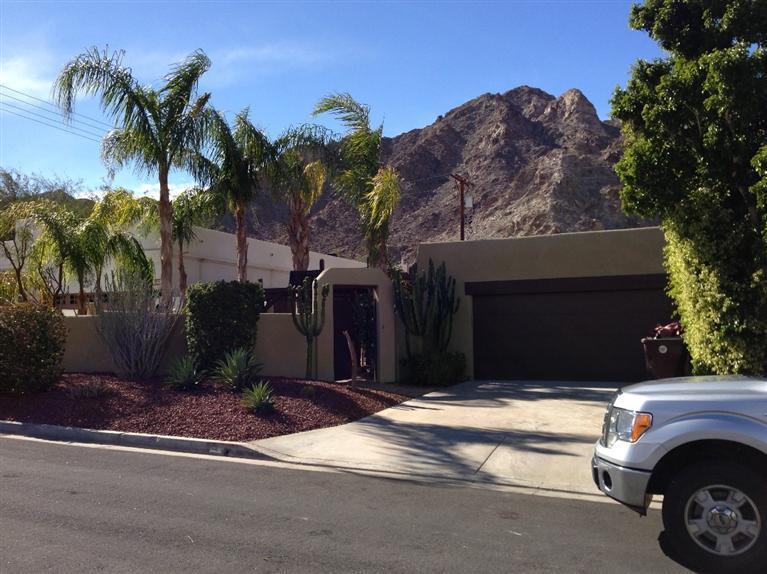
[251, 380, 618, 497]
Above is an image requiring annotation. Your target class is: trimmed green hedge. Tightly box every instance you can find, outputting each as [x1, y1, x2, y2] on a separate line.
[185, 281, 265, 370]
[0, 304, 67, 394]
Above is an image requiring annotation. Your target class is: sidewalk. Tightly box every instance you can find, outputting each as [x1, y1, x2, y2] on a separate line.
[252, 379, 617, 496]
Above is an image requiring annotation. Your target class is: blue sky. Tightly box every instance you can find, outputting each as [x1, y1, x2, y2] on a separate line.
[0, 0, 661, 197]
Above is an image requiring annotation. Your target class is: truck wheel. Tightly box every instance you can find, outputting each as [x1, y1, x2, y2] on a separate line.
[662, 461, 767, 573]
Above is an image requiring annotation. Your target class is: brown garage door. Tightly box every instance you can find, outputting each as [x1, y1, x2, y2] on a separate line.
[468, 275, 673, 382]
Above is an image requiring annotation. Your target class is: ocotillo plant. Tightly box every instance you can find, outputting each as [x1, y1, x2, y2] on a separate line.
[291, 277, 330, 378]
[392, 259, 460, 357]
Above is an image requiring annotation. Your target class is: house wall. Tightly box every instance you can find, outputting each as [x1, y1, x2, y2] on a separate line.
[314, 267, 398, 384]
[62, 313, 307, 378]
[1, 225, 364, 299]
[414, 227, 667, 378]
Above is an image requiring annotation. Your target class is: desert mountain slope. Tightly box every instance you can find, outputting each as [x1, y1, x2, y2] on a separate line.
[235, 86, 649, 266]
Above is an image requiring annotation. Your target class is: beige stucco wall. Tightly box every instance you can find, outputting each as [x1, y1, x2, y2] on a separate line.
[62, 313, 307, 379]
[414, 227, 667, 378]
[62, 316, 186, 375]
[314, 267, 398, 384]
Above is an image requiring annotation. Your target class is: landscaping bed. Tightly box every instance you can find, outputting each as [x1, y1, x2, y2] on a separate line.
[0, 374, 408, 442]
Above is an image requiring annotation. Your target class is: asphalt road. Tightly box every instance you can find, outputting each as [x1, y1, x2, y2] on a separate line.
[0, 438, 688, 574]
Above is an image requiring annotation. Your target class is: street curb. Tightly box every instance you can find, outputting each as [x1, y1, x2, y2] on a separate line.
[0, 420, 273, 461]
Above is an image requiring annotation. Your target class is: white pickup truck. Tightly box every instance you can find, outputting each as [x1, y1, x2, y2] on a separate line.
[592, 376, 767, 573]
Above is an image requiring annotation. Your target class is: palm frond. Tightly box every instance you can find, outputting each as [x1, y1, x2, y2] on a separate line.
[364, 166, 401, 232]
[53, 47, 158, 148]
[313, 93, 370, 133]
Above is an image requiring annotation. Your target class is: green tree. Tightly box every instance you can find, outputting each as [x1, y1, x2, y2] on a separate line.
[611, 0, 767, 374]
[35, 200, 150, 315]
[140, 187, 223, 296]
[53, 47, 212, 303]
[191, 108, 274, 282]
[272, 125, 333, 271]
[313, 93, 401, 269]
[0, 201, 38, 301]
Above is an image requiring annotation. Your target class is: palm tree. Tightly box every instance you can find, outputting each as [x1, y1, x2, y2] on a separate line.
[191, 108, 274, 282]
[0, 201, 38, 301]
[53, 47, 212, 303]
[313, 93, 401, 269]
[139, 187, 223, 296]
[272, 125, 333, 271]
[35, 203, 150, 315]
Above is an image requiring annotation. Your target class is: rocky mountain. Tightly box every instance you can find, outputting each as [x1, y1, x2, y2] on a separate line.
[236, 86, 650, 266]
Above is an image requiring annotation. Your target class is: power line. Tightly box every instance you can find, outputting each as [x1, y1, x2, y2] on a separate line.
[0, 100, 105, 139]
[0, 105, 102, 144]
[0, 89, 112, 133]
[0, 83, 114, 129]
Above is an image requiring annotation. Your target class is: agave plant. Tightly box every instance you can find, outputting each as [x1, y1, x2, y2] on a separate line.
[214, 347, 261, 391]
[164, 356, 206, 391]
[241, 381, 275, 413]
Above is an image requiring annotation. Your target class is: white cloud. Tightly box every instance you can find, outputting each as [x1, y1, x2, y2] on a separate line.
[0, 49, 57, 99]
[134, 181, 195, 200]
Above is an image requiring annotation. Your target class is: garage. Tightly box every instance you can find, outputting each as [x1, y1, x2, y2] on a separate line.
[468, 274, 673, 382]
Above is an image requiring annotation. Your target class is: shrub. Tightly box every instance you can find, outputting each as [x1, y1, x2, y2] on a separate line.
[214, 348, 262, 392]
[67, 380, 113, 400]
[300, 384, 316, 399]
[96, 270, 179, 380]
[186, 281, 265, 370]
[0, 303, 67, 394]
[401, 351, 466, 387]
[241, 381, 275, 413]
[164, 356, 206, 391]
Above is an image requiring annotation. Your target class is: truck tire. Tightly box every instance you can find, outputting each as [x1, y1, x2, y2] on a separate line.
[662, 461, 767, 573]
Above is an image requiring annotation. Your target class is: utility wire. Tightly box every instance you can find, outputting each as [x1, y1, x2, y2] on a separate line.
[0, 105, 102, 144]
[0, 101, 105, 139]
[0, 83, 114, 129]
[0, 90, 111, 133]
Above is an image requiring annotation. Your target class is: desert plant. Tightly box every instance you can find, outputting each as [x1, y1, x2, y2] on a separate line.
[401, 351, 466, 387]
[185, 280, 265, 370]
[272, 124, 333, 271]
[290, 277, 329, 379]
[54, 47, 212, 304]
[393, 259, 460, 357]
[241, 381, 275, 413]
[215, 347, 262, 391]
[95, 269, 179, 380]
[189, 108, 275, 282]
[313, 93, 401, 268]
[164, 356, 206, 391]
[67, 380, 113, 400]
[0, 303, 67, 394]
[299, 384, 316, 399]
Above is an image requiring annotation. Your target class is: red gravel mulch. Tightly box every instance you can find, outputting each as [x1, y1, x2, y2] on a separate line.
[0, 374, 409, 442]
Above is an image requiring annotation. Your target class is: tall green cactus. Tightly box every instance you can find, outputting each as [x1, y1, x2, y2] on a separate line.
[393, 259, 460, 356]
[291, 277, 330, 379]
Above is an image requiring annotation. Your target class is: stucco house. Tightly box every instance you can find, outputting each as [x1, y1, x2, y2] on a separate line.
[0, 225, 364, 307]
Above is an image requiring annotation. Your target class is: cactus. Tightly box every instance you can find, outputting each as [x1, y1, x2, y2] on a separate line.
[291, 277, 330, 379]
[393, 259, 460, 357]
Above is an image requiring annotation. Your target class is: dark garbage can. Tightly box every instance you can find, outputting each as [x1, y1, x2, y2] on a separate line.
[641, 337, 687, 379]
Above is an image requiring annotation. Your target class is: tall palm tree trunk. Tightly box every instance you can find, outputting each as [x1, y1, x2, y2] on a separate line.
[178, 239, 188, 297]
[77, 273, 87, 316]
[288, 211, 311, 271]
[158, 167, 174, 303]
[235, 201, 248, 282]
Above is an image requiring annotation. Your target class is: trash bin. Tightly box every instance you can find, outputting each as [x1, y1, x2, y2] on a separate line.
[641, 337, 687, 379]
